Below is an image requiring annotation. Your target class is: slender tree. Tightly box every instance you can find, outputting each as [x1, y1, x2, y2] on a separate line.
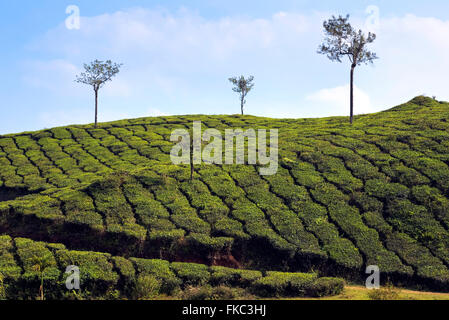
[75, 60, 123, 128]
[229, 75, 255, 115]
[31, 254, 53, 300]
[318, 15, 377, 124]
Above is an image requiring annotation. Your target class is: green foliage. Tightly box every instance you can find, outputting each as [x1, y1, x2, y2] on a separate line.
[365, 179, 410, 200]
[0, 273, 5, 300]
[250, 272, 317, 297]
[0, 236, 21, 281]
[15, 238, 59, 278]
[14, 238, 60, 299]
[180, 180, 229, 225]
[0, 236, 346, 299]
[214, 217, 248, 239]
[130, 258, 181, 294]
[55, 249, 119, 295]
[228, 75, 255, 114]
[180, 285, 240, 300]
[384, 232, 449, 281]
[133, 275, 161, 300]
[367, 285, 401, 300]
[387, 199, 449, 264]
[1, 97, 449, 295]
[304, 277, 345, 297]
[411, 185, 449, 229]
[75, 59, 122, 92]
[327, 202, 412, 275]
[318, 14, 377, 67]
[209, 266, 262, 286]
[171, 262, 211, 287]
[112, 256, 136, 294]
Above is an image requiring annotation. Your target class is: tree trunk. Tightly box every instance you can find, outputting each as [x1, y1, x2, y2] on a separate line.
[350, 65, 355, 125]
[241, 95, 244, 115]
[40, 275, 44, 300]
[190, 136, 194, 180]
[94, 89, 98, 128]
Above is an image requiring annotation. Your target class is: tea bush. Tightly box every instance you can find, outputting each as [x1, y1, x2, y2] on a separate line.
[171, 262, 211, 287]
[1, 96, 449, 295]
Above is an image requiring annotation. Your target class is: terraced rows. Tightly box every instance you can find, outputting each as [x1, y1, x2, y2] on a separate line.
[0, 235, 344, 299]
[1, 96, 449, 295]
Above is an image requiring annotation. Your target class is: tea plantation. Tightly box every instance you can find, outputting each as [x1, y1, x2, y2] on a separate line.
[1, 96, 449, 299]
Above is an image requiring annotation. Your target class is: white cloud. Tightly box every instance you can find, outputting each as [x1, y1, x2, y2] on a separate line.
[22, 59, 80, 94]
[20, 7, 318, 127]
[31, 8, 311, 66]
[306, 85, 373, 116]
[362, 13, 449, 107]
[19, 7, 449, 129]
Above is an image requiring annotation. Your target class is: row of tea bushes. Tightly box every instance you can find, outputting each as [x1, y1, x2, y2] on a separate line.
[0, 236, 344, 299]
[1, 96, 449, 291]
[0, 171, 235, 261]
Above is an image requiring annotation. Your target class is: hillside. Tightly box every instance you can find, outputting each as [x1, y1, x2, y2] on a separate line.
[1, 96, 449, 298]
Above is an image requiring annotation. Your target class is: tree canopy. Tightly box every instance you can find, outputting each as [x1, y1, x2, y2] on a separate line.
[75, 60, 123, 91]
[318, 15, 377, 67]
[228, 75, 255, 115]
[318, 15, 378, 124]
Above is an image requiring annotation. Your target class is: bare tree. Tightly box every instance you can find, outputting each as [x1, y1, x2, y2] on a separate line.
[318, 15, 377, 124]
[229, 75, 255, 115]
[75, 60, 123, 128]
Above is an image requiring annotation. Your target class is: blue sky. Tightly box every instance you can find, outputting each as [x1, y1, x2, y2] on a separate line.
[0, 0, 449, 134]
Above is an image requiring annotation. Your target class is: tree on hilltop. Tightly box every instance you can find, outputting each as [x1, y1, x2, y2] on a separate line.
[318, 15, 377, 124]
[75, 60, 123, 128]
[229, 75, 255, 115]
